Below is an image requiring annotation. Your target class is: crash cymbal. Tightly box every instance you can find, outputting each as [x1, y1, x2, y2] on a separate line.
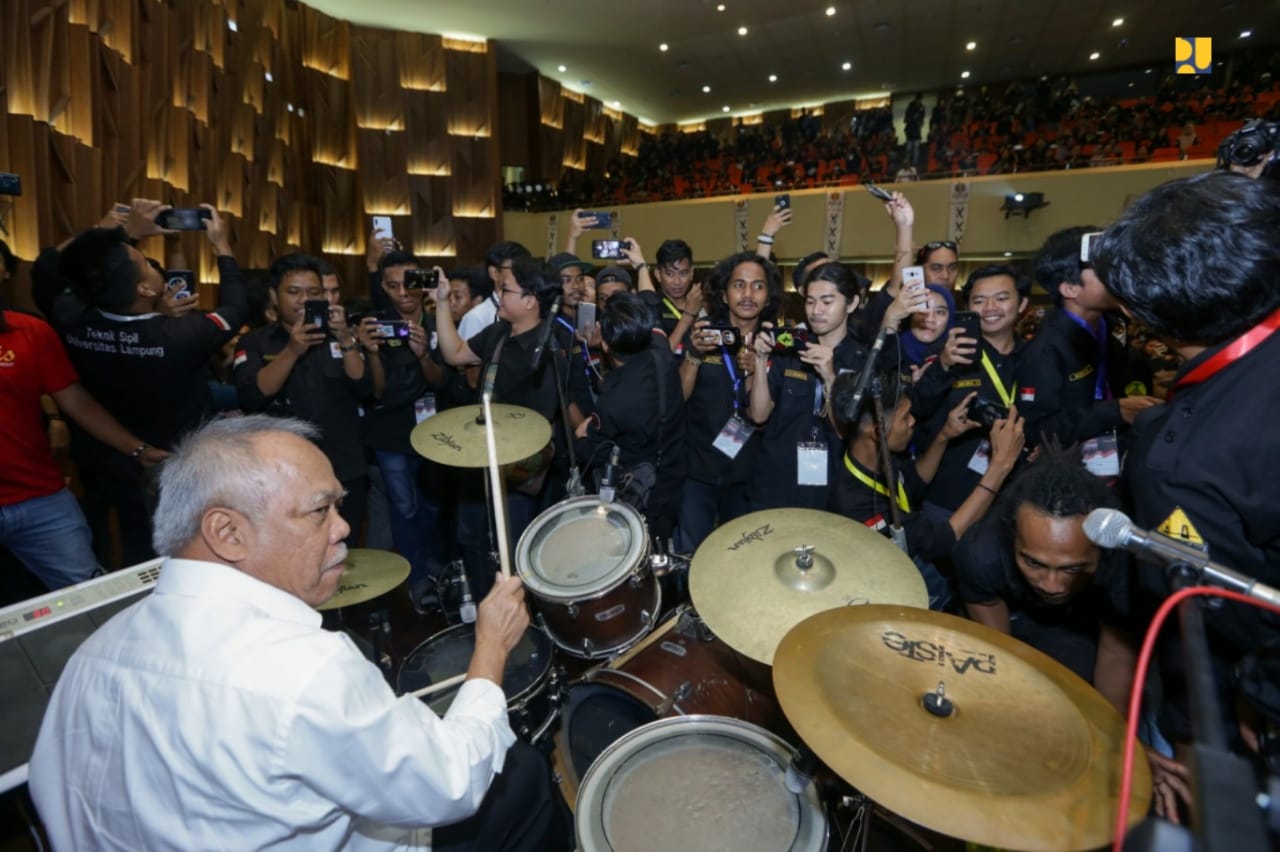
[316, 549, 411, 611]
[410, 403, 552, 468]
[688, 509, 926, 665]
[773, 605, 1152, 852]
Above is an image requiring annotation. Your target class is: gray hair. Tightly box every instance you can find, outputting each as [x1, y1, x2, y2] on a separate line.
[151, 415, 320, 556]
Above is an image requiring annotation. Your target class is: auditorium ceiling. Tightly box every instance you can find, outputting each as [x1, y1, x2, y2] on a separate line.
[308, 0, 1279, 124]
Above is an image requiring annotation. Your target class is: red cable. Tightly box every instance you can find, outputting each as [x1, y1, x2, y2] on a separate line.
[1112, 586, 1280, 852]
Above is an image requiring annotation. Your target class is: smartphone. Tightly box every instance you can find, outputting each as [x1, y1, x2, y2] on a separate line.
[592, 239, 630, 261]
[902, 266, 926, 291]
[372, 319, 412, 339]
[303, 299, 330, 331]
[580, 210, 612, 230]
[1080, 231, 1103, 263]
[404, 268, 438, 290]
[0, 173, 21, 196]
[864, 182, 894, 202]
[775, 193, 791, 210]
[771, 326, 809, 355]
[156, 207, 212, 230]
[576, 301, 597, 337]
[372, 215, 394, 241]
[704, 325, 742, 353]
[166, 269, 195, 300]
[955, 310, 982, 342]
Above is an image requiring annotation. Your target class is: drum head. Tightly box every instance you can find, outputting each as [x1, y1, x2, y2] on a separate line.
[560, 683, 658, 781]
[398, 623, 552, 713]
[517, 497, 647, 601]
[576, 716, 827, 852]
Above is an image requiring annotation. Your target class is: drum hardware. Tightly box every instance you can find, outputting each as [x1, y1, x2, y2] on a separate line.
[367, 610, 394, 677]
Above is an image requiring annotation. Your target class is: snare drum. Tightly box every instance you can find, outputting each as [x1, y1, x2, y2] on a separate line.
[397, 623, 562, 743]
[553, 606, 786, 804]
[575, 716, 828, 852]
[516, 496, 659, 660]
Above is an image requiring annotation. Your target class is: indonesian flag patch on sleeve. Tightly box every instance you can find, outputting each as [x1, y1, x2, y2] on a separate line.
[864, 514, 888, 532]
[1019, 387, 1036, 403]
[206, 311, 232, 332]
[233, 349, 248, 368]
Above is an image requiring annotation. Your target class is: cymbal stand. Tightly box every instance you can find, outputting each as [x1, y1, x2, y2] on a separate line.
[546, 336, 584, 497]
[870, 378, 909, 555]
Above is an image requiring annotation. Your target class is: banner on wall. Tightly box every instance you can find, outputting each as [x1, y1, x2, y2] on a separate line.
[609, 208, 622, 242]
[546, 213, 560, 259]
[823, 191, 845, 258]
[948, 181, 971, 244]
[734, 200, 751, 252]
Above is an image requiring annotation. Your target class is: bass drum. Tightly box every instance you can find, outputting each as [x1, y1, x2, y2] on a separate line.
[516, 496, 659, 660]
[552, 605, 785, 806]
[575, 716, 828, 852]
[398, 622, 562, 744]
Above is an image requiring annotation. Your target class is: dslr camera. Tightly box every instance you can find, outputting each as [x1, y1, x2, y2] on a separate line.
[404, 268, 438, 290]
[967, 396, 1009, 430]
[1217, 120, 1280, 177]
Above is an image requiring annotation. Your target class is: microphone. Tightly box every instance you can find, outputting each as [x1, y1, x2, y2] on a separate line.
[456, 562, 477, 624]
[836, 324, 891, 423]
[1084, 508, 1280, 607]
[784, 747, 821, 794]
[598, 445, 622, 503]
[531, 295, 563, 369]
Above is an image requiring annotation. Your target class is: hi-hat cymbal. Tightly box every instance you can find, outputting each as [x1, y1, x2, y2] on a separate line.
[410, 403, 551, 468]
[688, 509, 926, 665]
[317, 549, 411, 611]
[773, 605, 1152, 852]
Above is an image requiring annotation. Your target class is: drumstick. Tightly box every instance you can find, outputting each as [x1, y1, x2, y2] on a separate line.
[409, 672, 467, 699]
[482, 392, 512, 579]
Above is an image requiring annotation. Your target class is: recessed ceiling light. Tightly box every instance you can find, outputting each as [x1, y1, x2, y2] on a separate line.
[558, 64, 567, 72]
[1089, 51, 1101, 60]
[1241, 30, 1253, 38]
[825, 6, 836, 16]
[1003, 251, 1013, 257]
[286, 102, 294, 112]
[659, 43, 669, 51]
[961, 70, 971, 79]
[966, 41, 976, 50]
[1144, 67, 1153, 74]
[264, 71, 273, 82]
[841, 61, 852, 71]
[227, 19, 238, 32]
[738, 26, 748, 36]
[1112, 17, 1124, 27]
[768, 74, 778, 82]
[717, 3, 725, 10]
[1014, 193, 1024, 202]
[612, 100, 622, 107]
[702, 84, 712, 93]
[722, 105, 731, 113]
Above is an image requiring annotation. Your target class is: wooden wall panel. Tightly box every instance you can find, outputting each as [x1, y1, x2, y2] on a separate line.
[3, 0, 504, 293]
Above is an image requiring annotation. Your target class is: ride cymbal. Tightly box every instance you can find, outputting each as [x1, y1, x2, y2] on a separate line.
[410, 403, 551, 468]
[773, 605, 1152, 852]
[688, 508, 927, 665]
[317, 548, 411, 611]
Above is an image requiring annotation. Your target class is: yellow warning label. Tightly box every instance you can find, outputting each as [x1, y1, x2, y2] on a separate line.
[1157, 507, 1204, 545]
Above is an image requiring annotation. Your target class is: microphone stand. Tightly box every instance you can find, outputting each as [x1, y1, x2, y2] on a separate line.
[836, 324, 891, 423]
[533, 308, 583, 497]
[870, 377, 909, 555]
[1125, 563, 1273, 852]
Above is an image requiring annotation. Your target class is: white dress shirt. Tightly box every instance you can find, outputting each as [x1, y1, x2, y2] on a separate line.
[456, 294, 499, 342]
[29, 558, 514, 851]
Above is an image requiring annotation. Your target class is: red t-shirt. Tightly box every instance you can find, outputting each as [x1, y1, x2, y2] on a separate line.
[0, 311, 79, 505]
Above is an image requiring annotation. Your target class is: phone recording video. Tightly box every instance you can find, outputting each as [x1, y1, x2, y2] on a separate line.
[592, 239, 631, 261]
[373, 320, 412, 340]
[704, 325, 742, 353]
[404, 268, 438, 290]
[955, 311, 982, 342]
[156, 208, 212, 231]
[902, 266, 926, 291]
[303, 299, 330, 332]
[775, 194, 791, 211]
[579, 211, 613, 230]
[771, 327, 809, 356]
[865, 182, 894, 202]
[1080, 231, 1103, 264]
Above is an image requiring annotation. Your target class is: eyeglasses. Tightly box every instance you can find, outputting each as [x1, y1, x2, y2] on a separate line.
[498, 286, 526, 299]
[922, 240, 959, 253]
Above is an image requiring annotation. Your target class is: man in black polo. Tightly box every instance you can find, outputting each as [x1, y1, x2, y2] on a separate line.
[33, 201, 247, 565]
[234, 254, 374, 538]
[1015, 227, 1160, 462]
[433, 257, 574, 599]
[1093, 171, 1280, 792]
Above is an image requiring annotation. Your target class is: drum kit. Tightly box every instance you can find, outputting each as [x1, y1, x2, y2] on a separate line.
[326, 403, 1153, 851]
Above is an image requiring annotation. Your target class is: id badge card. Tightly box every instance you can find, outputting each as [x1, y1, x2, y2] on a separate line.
[1082, 431, 1120, 478]
[329, 341, 343, 359]
[797, 442, 828, 486]
[413, 393, 438, 425]
[713, 415, 755, 459]
[967, 439, 992, 475]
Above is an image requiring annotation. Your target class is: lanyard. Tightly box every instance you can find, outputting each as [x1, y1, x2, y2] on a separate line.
[662, 297, 682, 320]
[721, 348, 742, 414]
[1064, 312, 1110, 400]
[843, 453, 911, 513]
[555, 315, 593, 372]
[979, 349, 1017, 407]
[1170, 304, 1280, 401]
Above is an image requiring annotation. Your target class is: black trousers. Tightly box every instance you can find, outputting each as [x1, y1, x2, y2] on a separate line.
[433, 742, 574, 852]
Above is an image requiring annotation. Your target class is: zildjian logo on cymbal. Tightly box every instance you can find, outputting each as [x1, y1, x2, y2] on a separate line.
[880, 630, 997, 675]
[432, 432, 462, 452]
[727, 524, 773, 551]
